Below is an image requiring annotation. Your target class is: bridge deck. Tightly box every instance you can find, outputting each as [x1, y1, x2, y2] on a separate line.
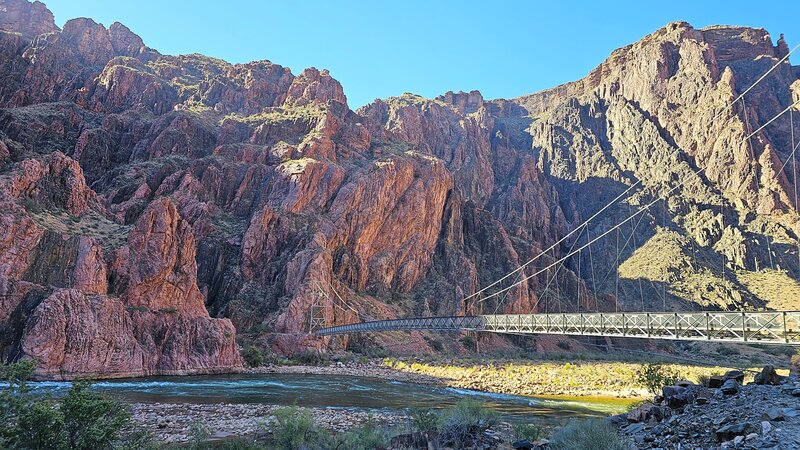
[315, 311, 800, 345]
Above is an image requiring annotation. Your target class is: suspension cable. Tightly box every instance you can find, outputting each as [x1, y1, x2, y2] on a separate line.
[462, 180, 642, 304]
[478, 93, 799, 304]
[746, 98, 800, 140]
[467, 42, 797, 307]
[713, 43, 800, 122]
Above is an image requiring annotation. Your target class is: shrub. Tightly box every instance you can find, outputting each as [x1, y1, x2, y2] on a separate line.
[188, 419, 211, 450]
[249, 323, 269, 334]
[512, 422, 543, 442]
[548, 419, 631, 450]
[460, 335, 476, 351]
[556, 340, 572, 350]
[15, 399, 66, 449]
[634, 363, 682, 395]
[440, 399, 498, 448]
[409, 408, 442, 432]
[332, 420, 388, 450]
[291, 349, 329, 366]
[61, 380, 136, 450]
[0, 360, 150, 450]
[242, 345, 266, 368]
[272, 406, 317, 449]
[430, 339, 444, 352]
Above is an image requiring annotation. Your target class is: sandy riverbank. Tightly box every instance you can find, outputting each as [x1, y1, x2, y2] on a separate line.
[250, 358, 737, 400]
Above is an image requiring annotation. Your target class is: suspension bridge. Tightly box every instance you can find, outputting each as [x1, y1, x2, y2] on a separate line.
[315, 312, 800, 345]
[314, 45, 800, 348]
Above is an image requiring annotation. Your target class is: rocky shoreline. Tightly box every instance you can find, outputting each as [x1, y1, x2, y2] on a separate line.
[130, 402, 404, 444]
[618, 366, 800, 449]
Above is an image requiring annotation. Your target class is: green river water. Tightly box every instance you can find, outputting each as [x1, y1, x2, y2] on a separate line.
[29, 373, 631, 426]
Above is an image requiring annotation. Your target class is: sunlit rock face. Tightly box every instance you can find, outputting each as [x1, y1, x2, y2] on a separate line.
[0, 0, 799, 377]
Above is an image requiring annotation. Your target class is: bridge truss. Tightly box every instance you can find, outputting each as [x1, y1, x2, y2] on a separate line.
[316, 311, 800, 345]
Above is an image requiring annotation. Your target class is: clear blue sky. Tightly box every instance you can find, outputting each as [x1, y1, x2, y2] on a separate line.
[46, 1, 799, 109]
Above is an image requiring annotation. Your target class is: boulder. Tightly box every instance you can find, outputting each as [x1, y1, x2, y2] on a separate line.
[708, 375, 725, 388]
[754, 365, 784, 385]
[720, 379, 740, 395]
[627, 403, 664, 423]
[662, 385, 686, 398]
[715, 423, 750, 442]
[762, 407, 785, 422]
[724, 370, 745, 384]
[512, 439, 534, 450]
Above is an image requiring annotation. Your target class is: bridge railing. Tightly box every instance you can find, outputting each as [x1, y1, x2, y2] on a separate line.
[481, 311, 800, 344]
[316, 311, 800, 345]
[314, 316, 486, 336]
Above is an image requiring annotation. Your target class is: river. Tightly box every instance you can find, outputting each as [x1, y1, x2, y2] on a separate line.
[28, 373, 629, 427]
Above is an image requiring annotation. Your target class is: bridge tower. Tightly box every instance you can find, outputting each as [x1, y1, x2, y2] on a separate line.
[307, 283, 329, 334]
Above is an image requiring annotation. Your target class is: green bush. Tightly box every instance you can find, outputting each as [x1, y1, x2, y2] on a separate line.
[15, 400, 66, 449]
[290, 349, 329, 366]
[0, 360, 151, 450]
[440, 399, 498, 448]
[171, 439, 265, 450]
[512, 422, 543, 441]
[241, 345, 266, 368]
[188, 420, 211, 450]
[332, 420, 388, 450]
[249, 323, 269, 335]
[634, 363, 682, 395]
[409, 408, 442, 433]
[61, 380, 134, 450]
[548, 419, 631, 450]
[272, 407, 317, 449]
[460, 335, 476, 351]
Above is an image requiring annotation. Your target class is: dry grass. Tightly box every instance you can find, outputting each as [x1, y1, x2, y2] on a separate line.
[736, 269, 800, 310]
[618, 228, 691, 283]
[30, 208, 130, 249]
[222, 104, 324, 126]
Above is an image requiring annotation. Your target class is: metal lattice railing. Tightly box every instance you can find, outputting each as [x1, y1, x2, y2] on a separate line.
[315, 311, 800, 345]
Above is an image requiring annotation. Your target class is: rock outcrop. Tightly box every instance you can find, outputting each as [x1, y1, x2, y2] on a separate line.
[0, 0, 799, 377]
[620, 368, 800, 449]
[0, 0, 57, 39]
